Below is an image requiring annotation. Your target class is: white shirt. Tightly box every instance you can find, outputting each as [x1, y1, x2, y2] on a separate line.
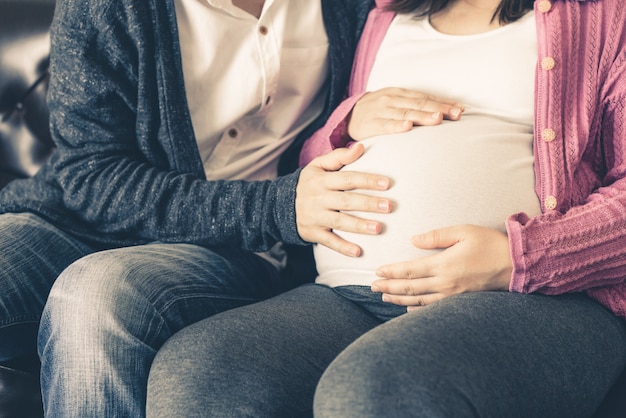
[175, 0, 329, 181]
[315, 12, 542, 287]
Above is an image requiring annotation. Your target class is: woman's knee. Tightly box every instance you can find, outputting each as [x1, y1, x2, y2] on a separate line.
[314, 330, 475, 418]
[314, 293, 626, 418]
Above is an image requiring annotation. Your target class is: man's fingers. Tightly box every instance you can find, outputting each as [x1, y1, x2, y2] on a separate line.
[298, 209, 386, 253]
[327, 210, 384, 234]
[307, 147, 392, 193]
[322, 171, 392, 194]
[296, 142, 395, 253]
[307, 229, 362, 257]
[315, 190, 391, 214]
[313, 143, 365, 171]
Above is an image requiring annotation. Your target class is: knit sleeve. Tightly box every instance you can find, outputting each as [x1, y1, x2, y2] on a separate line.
[298, 94, 365, 167]
[507, 2, 626, 318]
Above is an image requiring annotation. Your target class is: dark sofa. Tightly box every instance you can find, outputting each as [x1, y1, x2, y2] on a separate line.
[0, 2, 53, 415]
[0, 1, 625, 417]
[0, 0, 54, 190]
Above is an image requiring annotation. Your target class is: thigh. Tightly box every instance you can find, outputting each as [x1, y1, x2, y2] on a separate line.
[315, 292, 626, 418]
[146, 284, 382, 418]
[38, 244, 287, 418]
[43, 242, 285, 342]
[0, 212, 94, 360]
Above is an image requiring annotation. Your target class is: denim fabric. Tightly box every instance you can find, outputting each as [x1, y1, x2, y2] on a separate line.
[37, 241, 283, 417]
[147, 286, 626, 418]
[0, 1, 376, 415]
[0, 213, 94, 361]
[332, 285, 406, 322]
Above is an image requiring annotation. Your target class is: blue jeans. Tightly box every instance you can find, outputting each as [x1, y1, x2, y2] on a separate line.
[146, 284, 626, 418]
[0, 212, 286, 417]
[332, 285, 407, 321]
[0, 213, 95, 363]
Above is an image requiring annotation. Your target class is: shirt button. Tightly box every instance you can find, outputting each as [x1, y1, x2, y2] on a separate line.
[259, 26, 268, 35]
[541, 57, 556, 71]
[538, 0, 552, 13]
[228, 128, 238, 138]
[542, 128, 556, 142]
[544, 195, 558, 210]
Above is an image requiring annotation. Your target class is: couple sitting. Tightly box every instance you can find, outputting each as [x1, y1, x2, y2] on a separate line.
[1, 0, 625, 417]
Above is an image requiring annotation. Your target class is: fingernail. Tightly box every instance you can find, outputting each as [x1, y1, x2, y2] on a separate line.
[343, 245, 357, 257]
[371, 284, 380, 292]
[367, 222, 379, 233]
[382, 294, 390, 302]
[375, 270, 385, 277]
[377, 178, 389, 188]
[431, 112, 441, 119]
[450, 107, 462, 117]
[378, 200, 390, 211]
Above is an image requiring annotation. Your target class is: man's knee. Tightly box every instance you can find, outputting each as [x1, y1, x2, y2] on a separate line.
[49, 251, 139, 307]
[40, 250, 152, 347]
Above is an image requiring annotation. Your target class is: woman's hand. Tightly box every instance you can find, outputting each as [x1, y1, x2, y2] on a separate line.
[371, 225, 513, 309]
[296, 143, 392, 257]
[348, 87, 465, 141]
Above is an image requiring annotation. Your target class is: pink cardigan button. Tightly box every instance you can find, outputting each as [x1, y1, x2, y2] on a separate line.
[538, 0, 552, 13]
[542, 128, 556, 142]
[544, 196, 558, 210]
[541, 57, 556, 71]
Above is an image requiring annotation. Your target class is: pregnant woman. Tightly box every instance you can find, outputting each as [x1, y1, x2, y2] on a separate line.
[146, 0, 626, 417]
[310, 9, 541, 320]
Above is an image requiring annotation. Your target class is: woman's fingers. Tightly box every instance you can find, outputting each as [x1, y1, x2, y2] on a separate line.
[348, 87, 465, 140]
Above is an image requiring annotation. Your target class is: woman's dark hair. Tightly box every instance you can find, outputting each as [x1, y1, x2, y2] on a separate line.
[387, 0, 535, 24]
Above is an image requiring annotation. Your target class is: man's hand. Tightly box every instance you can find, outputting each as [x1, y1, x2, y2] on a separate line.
[371, 224, 513, 308]
[296, 143, 392, 257]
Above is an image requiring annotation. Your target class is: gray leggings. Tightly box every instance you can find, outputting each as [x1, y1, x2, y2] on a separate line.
[146, 284, 626, 418]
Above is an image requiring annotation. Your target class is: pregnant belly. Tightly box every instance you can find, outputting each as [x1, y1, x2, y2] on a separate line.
[314, 115, 542, 287]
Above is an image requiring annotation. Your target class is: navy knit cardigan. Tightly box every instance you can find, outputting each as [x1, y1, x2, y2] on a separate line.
[0, 0, 374, 250]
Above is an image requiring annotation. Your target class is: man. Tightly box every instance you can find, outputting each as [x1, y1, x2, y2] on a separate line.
[0, 0, 386, 415]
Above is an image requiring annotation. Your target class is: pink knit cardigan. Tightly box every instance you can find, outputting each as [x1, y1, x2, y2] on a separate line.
[300, 0, 626, 318]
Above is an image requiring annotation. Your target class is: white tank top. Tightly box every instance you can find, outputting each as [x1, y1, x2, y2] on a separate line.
[315, 12, 542, 287]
